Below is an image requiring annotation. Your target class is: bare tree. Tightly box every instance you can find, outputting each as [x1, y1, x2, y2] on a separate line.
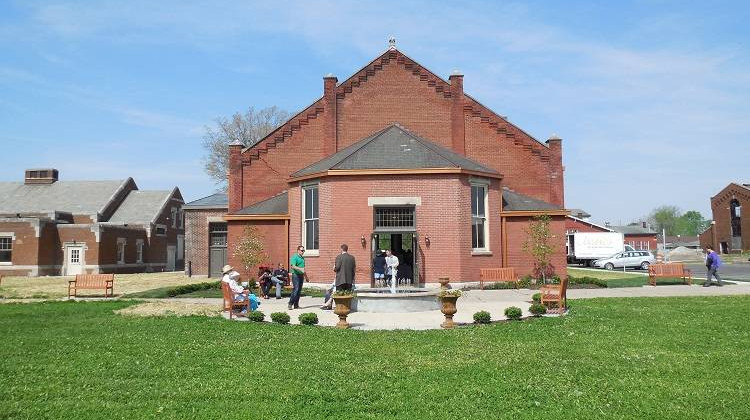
[202, 106, 291, 189]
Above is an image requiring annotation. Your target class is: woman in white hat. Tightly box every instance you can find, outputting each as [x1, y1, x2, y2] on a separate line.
[221, 265, 246, 299]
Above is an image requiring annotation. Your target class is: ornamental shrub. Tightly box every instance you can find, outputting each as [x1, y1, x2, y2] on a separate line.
[517, 276, 533, 289]
[248, 311, 265, 322]
[504, 306, 523, 321]
[473, 310, 491, 324]
[529, 303, 547, 317]
[298, 312, 319, 326]
[532, 293, 541, 303]
[270, 312, 290, 325]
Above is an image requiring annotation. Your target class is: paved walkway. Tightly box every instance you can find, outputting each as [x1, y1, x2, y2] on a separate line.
[210, 281, 750, 330]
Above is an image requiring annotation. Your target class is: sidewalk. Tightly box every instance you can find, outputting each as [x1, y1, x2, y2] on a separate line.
[211, 281, 750, 330]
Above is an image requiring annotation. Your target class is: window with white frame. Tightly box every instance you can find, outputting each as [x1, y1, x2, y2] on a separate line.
[171, 207, 177, 228]
[178, 209, 184, 229]
[0, 237, 12, 263]
[471, 183, 488, 250]
[136, 239, 144, 263]
[302, 184, 319, 250]
[117, 238, 126, 264]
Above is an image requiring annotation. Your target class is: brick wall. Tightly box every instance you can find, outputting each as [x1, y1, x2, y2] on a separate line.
[504, 216, 567, 279]
[624, 234, 658, 251]
[227, 220, 287, 282]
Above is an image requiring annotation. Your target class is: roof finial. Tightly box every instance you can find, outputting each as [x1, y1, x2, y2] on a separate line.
[388, 36, 396, 50]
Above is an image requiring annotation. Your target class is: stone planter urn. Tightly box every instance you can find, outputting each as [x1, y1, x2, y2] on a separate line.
[439, 296, 459, 329]
[438, 277, 451, 289]
[333, 295, 354, 329]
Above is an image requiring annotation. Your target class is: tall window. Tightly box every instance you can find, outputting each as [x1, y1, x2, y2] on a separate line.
[117, 238, 126, 264]
[303, 185, 319, 250]
[171, 208, 178, 228]
[471, 184, 488, 250]
[136, 239, 144, 263]
[1, 237, 13, 263]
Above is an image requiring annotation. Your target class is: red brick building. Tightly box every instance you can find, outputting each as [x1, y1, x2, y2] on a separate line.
[225, 46, 568, 285]
[699, 183, 750, 253]
[0, 169, 184, 276]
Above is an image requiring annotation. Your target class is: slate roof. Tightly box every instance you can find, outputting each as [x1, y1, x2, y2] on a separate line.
[108, 190, 176, 225]
[610, 225, 657, 235]
[234, 191, 288, 215]
[0, 179, 131, 217]
[291, 124, 500, 178]
[568, 208, 591, 219]
[502, 188, 563, 212]
[183, 193, 228, 209]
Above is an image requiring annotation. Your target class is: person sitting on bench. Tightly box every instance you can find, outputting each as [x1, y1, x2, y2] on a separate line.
[263, 263, 288, 299]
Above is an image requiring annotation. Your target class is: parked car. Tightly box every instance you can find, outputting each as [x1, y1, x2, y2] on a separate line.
[593, 251, 655, 270]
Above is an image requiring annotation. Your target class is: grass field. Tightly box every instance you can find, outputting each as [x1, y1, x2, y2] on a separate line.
[567, 267, 695, 288]
[0, 272, 197, 299]
[2, 296, 749, 419]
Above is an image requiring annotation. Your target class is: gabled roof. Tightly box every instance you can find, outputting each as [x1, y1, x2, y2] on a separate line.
[568, 208, 591, 219]
[290, 124, 499, 178]
[244, 47, 552, 161]
[234, 191, 288, 215]
[108, 189, 180, 225]
[0, 179, 132, 217]
[502, 188, 562, 212]
[183, 192, 228, 210]
[610, 225, 657, 235]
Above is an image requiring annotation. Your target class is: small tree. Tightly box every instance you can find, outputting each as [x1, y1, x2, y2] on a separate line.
[522, 214, 556, 284]
[233, 226, 267, 275]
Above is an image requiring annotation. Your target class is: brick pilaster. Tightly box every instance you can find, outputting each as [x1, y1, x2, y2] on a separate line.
[449, 72, 465, 155]
[545, 135, 564, 207]
[323, 75, 338, 155]
[228, 142, 243, 213]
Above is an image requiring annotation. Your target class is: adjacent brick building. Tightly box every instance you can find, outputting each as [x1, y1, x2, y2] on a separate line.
[183, 193, 228, 278]
[225, 45, 569, 285]
[699, 183, 750, 253]
[0, 169, 184, 276]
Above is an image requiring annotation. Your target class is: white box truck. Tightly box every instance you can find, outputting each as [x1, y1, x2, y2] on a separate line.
[567, 232, 629, 267]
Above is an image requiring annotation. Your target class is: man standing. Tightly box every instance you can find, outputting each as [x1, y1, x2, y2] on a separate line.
[384, 249, 399, 293]
[704, 245, 724, 287]
[322, 244, 356, 310]
[334, 244, 356, 290]
[289, 246, 306, 309]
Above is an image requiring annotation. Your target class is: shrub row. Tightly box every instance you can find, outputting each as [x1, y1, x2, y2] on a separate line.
[165, 281, 220, 297]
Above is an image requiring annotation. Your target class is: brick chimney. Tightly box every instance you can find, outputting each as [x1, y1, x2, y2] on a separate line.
[449, 71, 465, 155]
[227, 141, 244, 213]
[323, 74, 338, 156]
[25, 169, 58, 184]
[546, 134, 564, 207]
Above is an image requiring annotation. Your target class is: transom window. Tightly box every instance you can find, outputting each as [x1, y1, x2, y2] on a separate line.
[70, 249, 80, 263]
[1, 237, 13, 263]
[471, 184, 488, 250]
[303, 185, 319, 250]
[374, 207, 415, 230]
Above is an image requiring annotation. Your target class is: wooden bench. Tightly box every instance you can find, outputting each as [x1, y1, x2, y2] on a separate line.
[479, 268, 518, 290]
[648, 263, 692, 286]
[68, 274, 114, 298]
[540, 276, 568, 313]
[221, 282, 250, 319]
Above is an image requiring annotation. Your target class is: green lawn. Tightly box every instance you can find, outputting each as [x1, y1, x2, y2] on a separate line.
[2, 296, 749, 419]
[567, 268, 694, 288]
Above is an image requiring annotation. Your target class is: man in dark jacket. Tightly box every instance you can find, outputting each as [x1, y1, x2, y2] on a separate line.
[334, 243, 356, 290]
[704, 245, 724, 287]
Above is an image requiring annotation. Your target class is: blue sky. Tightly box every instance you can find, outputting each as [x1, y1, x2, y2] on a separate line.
[1, 0, 748, 225]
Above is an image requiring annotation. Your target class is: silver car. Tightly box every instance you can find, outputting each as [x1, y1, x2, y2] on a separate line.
[593, 251, 655, 270]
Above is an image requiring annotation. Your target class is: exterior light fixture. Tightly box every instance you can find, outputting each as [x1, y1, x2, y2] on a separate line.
[425, 235, 431, 247]
[361, 235, 366, 248]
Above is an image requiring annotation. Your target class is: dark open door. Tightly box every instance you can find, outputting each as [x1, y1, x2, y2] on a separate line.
[412, 232, 420, 286]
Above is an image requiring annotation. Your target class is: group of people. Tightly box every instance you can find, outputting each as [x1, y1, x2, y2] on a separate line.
[222, 244, 407, 314]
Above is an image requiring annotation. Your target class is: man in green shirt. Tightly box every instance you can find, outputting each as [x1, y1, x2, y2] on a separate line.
[288, 245, 306, 310]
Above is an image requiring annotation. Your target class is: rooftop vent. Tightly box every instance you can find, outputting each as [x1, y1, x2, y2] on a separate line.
[24, 169, 59, 185]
